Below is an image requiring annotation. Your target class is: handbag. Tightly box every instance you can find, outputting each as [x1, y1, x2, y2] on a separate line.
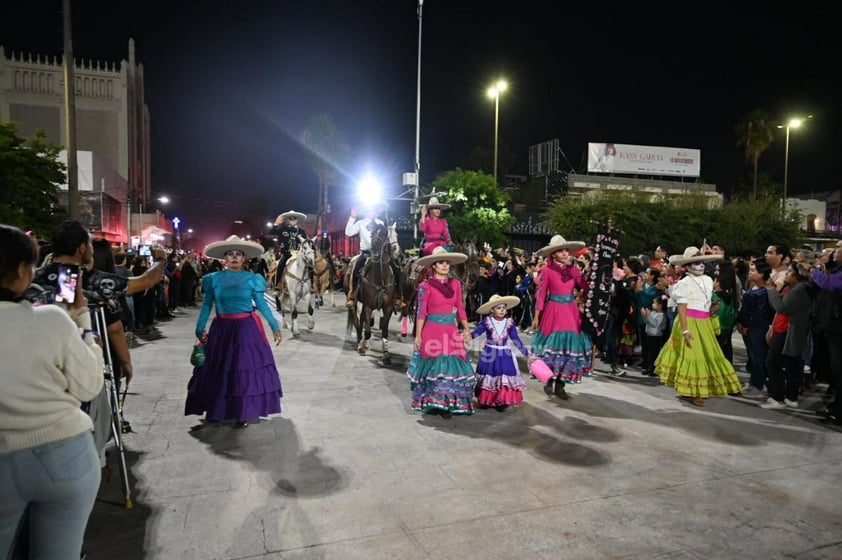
[190, 343, 206, 367]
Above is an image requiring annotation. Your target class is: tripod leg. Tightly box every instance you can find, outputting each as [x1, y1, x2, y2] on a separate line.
[108, 377, 133, 509]
[96, 306, 133, 509]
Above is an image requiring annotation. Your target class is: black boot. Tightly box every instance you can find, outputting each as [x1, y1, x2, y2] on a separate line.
[543, 377, 555, 396]
[554, 379, 569, 400]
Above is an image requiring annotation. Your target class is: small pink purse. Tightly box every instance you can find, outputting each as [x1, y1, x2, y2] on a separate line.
[529, 358, 554, 384]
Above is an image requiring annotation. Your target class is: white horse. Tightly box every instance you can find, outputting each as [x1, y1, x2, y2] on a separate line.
[277, 237, 315, 337]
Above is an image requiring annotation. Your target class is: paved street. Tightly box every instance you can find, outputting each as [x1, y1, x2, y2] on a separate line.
[85, 293, 842, 560]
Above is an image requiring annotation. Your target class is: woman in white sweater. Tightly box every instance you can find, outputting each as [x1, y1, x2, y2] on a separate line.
[0, 224, 104, 558]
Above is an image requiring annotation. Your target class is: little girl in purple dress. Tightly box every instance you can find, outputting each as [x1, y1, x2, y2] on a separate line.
[470, 294, 529, 411]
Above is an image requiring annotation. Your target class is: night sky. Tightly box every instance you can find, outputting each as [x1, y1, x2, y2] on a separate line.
[4, 1, 840, 239]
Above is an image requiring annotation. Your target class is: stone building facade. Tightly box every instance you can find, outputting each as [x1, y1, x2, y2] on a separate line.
[0, 39, 151, 242]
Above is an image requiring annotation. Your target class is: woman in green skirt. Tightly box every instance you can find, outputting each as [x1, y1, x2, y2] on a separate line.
[655, 247, 741, 406]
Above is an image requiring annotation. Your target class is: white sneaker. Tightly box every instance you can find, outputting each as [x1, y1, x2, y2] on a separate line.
[784, 399, 799, 409]
[741, 385, 766, 400]
[759, 398, 786, 410]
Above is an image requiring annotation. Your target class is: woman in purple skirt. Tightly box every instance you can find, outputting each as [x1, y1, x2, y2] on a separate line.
[186, 235, 283, 428]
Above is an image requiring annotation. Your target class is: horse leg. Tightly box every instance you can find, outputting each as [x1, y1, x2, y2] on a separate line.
[291, 307, 300, 337]
[381, 310, 392, 365]
[357, 307, 368, 354]
[362, 307, 371, 351]
[306, 296, 315, 331]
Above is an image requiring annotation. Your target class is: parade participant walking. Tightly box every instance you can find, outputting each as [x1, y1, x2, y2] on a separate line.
[408, 247, 475, 417]
[654, 247, 741, 407]
[419, 196, 453, 256]
[471, 294, 529, 411]
[186, 235, 283, 428]
[531, 234, 590, 399]
[269, 210, 308, 285]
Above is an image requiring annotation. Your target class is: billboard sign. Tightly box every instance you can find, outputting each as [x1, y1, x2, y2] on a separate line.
[587, 142, 700, 177]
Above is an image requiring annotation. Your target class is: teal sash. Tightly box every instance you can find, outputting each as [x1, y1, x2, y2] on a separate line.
[548, 294, 575, 304]
[426, 312, 456, 324]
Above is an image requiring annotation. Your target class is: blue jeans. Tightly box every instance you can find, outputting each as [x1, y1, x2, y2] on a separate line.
[0, 431, 100, 558]
[742, 324, 769, 390]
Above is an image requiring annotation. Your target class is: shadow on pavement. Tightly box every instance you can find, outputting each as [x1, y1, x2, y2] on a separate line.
[83, 449, 153, 560]
[189, 417, 347, 498]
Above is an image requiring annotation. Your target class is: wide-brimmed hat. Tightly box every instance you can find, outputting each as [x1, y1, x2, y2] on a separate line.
[476, 294, 521, 315]
[413, 246, 467, 269]
[537, 234, 586, 257]
[668, 246, 721, 266]
[275, 210, 307, 224]
[425, 196, 450, 210]
[204, 235, 265, 260]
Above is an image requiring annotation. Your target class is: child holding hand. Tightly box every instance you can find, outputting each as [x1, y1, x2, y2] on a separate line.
[470, 294, 529, 411]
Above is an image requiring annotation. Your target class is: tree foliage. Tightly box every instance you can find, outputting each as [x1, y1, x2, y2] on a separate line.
[0, 120, 67, 234]
[734, 109, 775, 199]
[427, 168, 515, 247]
[543, 193, 801, 257]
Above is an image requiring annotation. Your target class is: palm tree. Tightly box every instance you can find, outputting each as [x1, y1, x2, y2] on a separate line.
[300, 114, 350, 232]
[734, 109, 774, 199]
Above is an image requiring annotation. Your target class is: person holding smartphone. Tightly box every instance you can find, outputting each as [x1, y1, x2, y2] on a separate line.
[0, 224, 104, 558]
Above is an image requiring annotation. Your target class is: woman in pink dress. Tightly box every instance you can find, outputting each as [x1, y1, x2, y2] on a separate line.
[419, 197, 453, 256]
[531, 234, 590, 399]
[407, 247, 474, 418]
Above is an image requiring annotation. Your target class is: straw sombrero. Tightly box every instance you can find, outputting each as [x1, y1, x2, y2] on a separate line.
[537, 234, 586, 257]
[413, 246, 467, 269]
[275, 210, 307, 224]
[668, 246, 721, 266]
[476, 294, 521, 315]
[425, 196, 450, 210]
[204, 235, 265, 260]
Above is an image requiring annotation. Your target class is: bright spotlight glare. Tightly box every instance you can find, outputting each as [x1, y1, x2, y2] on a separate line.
[358, 174, 383, 204]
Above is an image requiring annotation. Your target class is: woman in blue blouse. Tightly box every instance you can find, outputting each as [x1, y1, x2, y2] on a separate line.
[185, 236, 283, 428]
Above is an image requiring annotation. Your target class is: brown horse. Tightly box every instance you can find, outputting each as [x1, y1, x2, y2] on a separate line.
[312, 246, 334, 308]
[345, 223, 401, 364]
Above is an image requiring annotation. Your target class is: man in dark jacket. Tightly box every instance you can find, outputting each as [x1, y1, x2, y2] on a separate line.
[812, 241, 842, 425]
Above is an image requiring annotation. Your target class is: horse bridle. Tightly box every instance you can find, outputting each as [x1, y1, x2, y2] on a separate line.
[284, 240, 315, 283]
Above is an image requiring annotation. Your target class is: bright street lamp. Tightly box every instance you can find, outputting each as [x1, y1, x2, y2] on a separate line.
[777, 116, 810, 217]
[487, 80, 507, 184]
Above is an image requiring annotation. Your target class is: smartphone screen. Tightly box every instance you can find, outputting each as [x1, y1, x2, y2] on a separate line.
[55, 264, 79, 304]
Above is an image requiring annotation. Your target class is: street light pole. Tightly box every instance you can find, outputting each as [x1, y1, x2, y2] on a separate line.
[778, 117, 806, 218]
[493, 93, 500, 184]
[783, 124, 791, 218]
[413, 0, 423, 242]
[487, 80, 507, 185]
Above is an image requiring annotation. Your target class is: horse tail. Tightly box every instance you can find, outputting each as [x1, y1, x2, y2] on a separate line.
[346, 304, 359, 335]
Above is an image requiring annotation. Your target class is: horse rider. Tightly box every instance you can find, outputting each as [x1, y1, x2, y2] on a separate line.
[344, 203, 405, 310]
[418, 196, 453, 256]
[269, 210, 308, 288]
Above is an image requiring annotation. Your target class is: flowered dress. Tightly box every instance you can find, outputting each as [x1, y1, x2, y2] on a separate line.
[419, 216, 451, 256]
[654, 273, 741, 397]
[407, 277, 475, 414]
[532, 260, 591, 383]
[470, 317, 528, 406]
